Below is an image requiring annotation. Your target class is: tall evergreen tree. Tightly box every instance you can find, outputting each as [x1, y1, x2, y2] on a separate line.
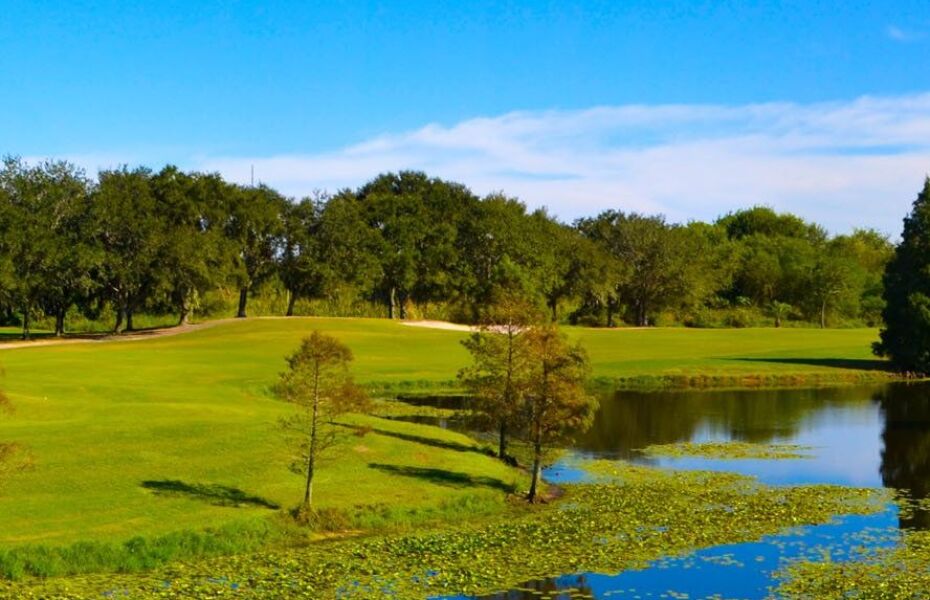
[876, 179, 930, 373]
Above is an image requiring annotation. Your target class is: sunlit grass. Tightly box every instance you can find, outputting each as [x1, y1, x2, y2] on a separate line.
[0, 317, 888, 579]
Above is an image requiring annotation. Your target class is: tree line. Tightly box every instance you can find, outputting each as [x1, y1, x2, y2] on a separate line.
[0, 158, 892, 338]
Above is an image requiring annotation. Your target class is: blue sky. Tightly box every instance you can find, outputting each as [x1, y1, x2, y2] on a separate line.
[3, 1, 930, 233]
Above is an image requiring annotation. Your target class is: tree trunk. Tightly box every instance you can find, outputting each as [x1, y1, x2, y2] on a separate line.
[286, 290, 297, 317]
[549, 298, 558, 322]
[237, 288, 248, 318]
[178, 290, 192, 326]
[820, 300, 827, 329]
[114, 305, 124, 334]
[55, 308, 66, 337]
[21, 304, 29, 341]
[775, 315, 781, 328]
[125, 309, 134, 332]
[388, 287, 397, 319]
[527, 434, 542, 503]
[398, 292, 408, 320]
[637, 301, 648, 327]
[303, 365, 321, 510]
[606, 301, 615, 328]
[303, 451, 315, 510]
[498, 421, 507, 460]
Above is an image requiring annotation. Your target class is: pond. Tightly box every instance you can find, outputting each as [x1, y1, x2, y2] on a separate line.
[434, 382, 930, 599]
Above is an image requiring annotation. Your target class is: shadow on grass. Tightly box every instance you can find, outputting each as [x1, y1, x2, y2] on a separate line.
[340, 423, 495, 457]
[368, 463, 516, 493]
[0, 324, 178, 344]
[729, 357, 895, 372]
[0, 332, 55, 342]
[141, 480, 280, 509]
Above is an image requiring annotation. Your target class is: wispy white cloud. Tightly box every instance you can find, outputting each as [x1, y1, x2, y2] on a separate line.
[195, 93, 930, 235]
[887, 24, 926, 43]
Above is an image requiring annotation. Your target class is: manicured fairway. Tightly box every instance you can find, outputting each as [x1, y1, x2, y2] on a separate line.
[0, 318, 885, 548]
[574, 326, 888, 385]
[0, 318, 515, 546]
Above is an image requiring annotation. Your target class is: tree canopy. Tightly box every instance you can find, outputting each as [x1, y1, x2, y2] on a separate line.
[876, 179, 930, 373]
[0, 160, 893, 334]
[275, 331, 367, 512]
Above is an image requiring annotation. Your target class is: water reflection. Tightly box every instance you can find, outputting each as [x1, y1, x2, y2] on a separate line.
[574, 386, 882, 458]
[474, 575, 594, 599]
[878, 383, 930, 528]
[420, 382, 930, 599]
[403, 383, 930, 498]
[551, 385, 887, 488]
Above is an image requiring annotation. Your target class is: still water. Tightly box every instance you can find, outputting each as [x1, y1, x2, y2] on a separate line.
[436, 382, 930, 599]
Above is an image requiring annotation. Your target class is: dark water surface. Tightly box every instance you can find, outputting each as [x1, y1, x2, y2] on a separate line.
[434, 382, 930, 599]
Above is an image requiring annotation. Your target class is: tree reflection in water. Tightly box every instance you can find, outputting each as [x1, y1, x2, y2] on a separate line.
[878, 383, 930, 529]
[574, 386, 879, 458]
[474, 575, 594, 600]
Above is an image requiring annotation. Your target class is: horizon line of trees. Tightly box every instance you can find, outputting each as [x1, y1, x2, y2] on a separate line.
[0, 157, 894, 339]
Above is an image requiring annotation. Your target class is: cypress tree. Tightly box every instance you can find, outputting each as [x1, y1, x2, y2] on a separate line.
[876, 178, 930, 373]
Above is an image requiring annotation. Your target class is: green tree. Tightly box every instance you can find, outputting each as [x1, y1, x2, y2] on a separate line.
[275, 331, 367, 512]
[732, 234, 815, 313]
[769, 301, 793, 328]
[0, 159, 97, 338]
[455, 194, 541, 321]
[36, 162, 98, 336]
[459, 295, 540, 461]
[358, 176, 424, 319]
[832, 229, 893, 326]
[280, 196, 328, 316]
[577, 211, 691, 326]
[717, 206, 826, 243]
[521, 326, 597, 502]
[224, 184, 287, 318]
[151, 168, 231, 325]
[807, 239, 859, 328]
[315, 191, 382, 313]
[358, 172, 477, 319]
[876, 179, 930, 373]
[91, 166, 165, 332]
[530, 214, 610, 322]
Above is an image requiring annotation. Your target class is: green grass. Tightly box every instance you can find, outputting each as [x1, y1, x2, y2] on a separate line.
[574, 326, 893, 388]
[0, 317, 891, 576]
[0, 318, 530, 549]
[0, 461, 888, 598]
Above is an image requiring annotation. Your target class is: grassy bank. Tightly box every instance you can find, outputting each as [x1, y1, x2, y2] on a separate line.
[0, 462, 887, 598]
[0, 318, 894, 581]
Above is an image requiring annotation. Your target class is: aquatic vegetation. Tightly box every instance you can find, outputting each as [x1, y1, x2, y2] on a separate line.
[0, 462, 887, 599]
[591, 369, 902, 392]
[776, 528, 930, 599]
[638, 441, 815, 460]
[776, 496, 930, 598]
